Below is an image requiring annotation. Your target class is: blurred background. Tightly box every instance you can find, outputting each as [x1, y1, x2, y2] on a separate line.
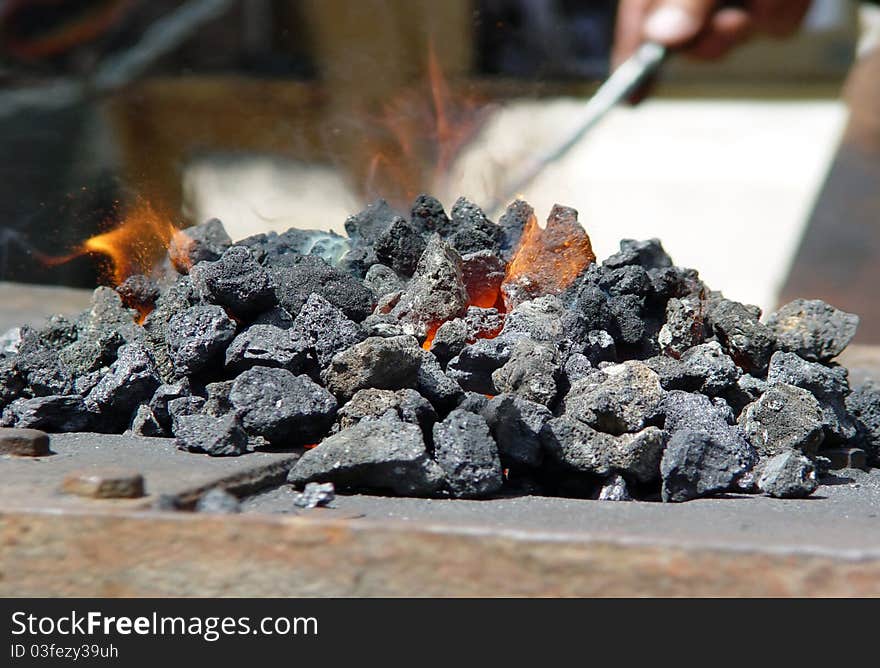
[1, 0, 879, 337]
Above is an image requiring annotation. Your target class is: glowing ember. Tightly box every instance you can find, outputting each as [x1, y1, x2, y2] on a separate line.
[501, 205, 596, 310]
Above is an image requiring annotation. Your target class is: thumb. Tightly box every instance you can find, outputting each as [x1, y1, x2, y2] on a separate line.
[643, 0, 717, 46]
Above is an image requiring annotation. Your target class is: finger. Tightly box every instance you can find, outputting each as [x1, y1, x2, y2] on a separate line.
[746, 0, 812, 38]
[612, 0, 655, 70]
[643, 0, 718, 47]
[684, 7, 753, 60]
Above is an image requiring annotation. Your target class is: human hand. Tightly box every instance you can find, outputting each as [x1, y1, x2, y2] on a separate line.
[613, 0, 813, 66]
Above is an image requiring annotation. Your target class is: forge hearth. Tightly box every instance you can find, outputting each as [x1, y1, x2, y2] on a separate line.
[1, 195, 878, 505]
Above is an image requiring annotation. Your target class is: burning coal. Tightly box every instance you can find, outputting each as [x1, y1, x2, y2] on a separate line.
[2, 194, 877, 504]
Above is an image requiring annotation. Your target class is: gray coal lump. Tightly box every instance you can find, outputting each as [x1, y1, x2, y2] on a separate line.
[344, 198, 400, 244]
[658, 297, 706, 359]
[410, 194, 454, 237]
[271, 254, 375, 323]
[432, 409, 503, 498]
[1, 395, 92, 432]
[363, 264, 405, 299]
[415, 350, 464, 412]
[660, 429, 756, 502]
[322, 336, 423, 401]
[287, 413, 445, 496]
[756, 451, 819, 499]
[293, 482, 336, 509]
[84, 342, 160, 429]
[289, 294, 366, 369]
[491, 339, 561, 407]
[166, 305, 237, 376]
[174, 413, 250, 457]
[766, 350, 857, 443]
[224, 324, 310, 374]
[559, 360, 665, 435]
[335, 388, 436, 433]
[847, 381, 880, 465]
[767, 299, 859, 362]
[707, 299, 775, 374]
[662, 391, 755, 458]
[191, 245, 277, 319]
[230, 367, 337, 445]
[541, 418, 665, 483]
[738, 383, 825, 457]
[483, 394, 552, 469]
[598, 474, 632, 501]
[446, 335, 524, 395]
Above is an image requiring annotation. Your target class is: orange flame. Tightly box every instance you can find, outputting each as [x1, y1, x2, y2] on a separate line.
[363, 42, 487, 208]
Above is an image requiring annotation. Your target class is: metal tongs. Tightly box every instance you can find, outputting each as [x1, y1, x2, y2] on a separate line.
[487, 41, 668, 214]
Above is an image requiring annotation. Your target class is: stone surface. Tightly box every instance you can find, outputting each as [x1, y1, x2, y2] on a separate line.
[287, 414, 445, 496]
[433, 410, 503, 499]
[767, 299, 859, 362]
[292, 481, 336, 509]
[491, 339, 560, 406]
[1, 395, 91, 432]
[373, 217, 426, 277]
[289, 294, 365, 369]
[168, 218, 232, 273]
[708, 299, 775, 374]
[191, 245, 277, 319]
[224, 324, 309, 374]
[271, 254, 375, 322]
[335, 388, 435, 433]
[597, 474, 632, 501]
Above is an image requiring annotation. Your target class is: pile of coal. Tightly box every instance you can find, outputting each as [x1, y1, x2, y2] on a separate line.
[2, 194, 877, 504]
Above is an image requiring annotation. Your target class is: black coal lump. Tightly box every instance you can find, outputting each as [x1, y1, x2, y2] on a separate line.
[411, 194, 453, 236]
[496, 199, 533, 261]
[130, 403, 164, 437]
[289, 293, 366, 369]
[416, 350, 465, 412]
[252, 306, 294, 329]
[1, 395, 92, 432]
[85, 342, 160, 430]
[432, 409, 503, 498]
[446, 335, 523, 395]
[270, 254, 375, 322]
[115, 274, 160, 312]
[483, 394, 552, 469]
[167, 395, 207, 433]
[448, 197, 503, 255]
[203, 380, 235, 417]
[344, 199, 401, 244]
[148, 379, 191, 432]
[660, 429, 756, 502]
[336, 244, 379, 280]
[168, 218, 232, 273]
[603, 238, 673, 271]
[708, 299, 775, 374]
[287, 412, 445, 496]
[224, 324, 310, 374]
[174, 413, 250, 457]
[191, 245, 277, 319]
[374, 216, 426, 277]
[766, 298, 859, 363]
[166, 305, 237, 376]
[491, 339, 561, 407]
[230, 367, 337, 444]
[363, 264, 405, 300]
[658, 297, 706, 358]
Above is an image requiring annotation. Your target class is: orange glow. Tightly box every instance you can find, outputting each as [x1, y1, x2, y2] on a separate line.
[421, 323, 440, 351]
[501, 210, 595, 309]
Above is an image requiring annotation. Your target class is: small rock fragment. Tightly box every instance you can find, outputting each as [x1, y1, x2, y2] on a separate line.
[61, 469, 145, 499]
[757, 451, 819, 498]
[191, 245, 277, 319]
[168, 218, 232, 273]
[491, 339, 561, 406]
[597, 474, 631, 501]
[293, 482, 336, 509]
[1, 395, 91, 432]
[374, 217, 426, 276]
[483, 395, 552, 468]
[336, 388, 436, 432]
[289, 293, 365, 369]
[224, 324, 309, 373]
[660, 429, 755, 502]
[0, 427, 50, 456]
[196, 487, 242, 513]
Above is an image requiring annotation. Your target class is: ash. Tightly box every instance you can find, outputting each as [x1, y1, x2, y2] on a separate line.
[2, 195, 878, 504]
